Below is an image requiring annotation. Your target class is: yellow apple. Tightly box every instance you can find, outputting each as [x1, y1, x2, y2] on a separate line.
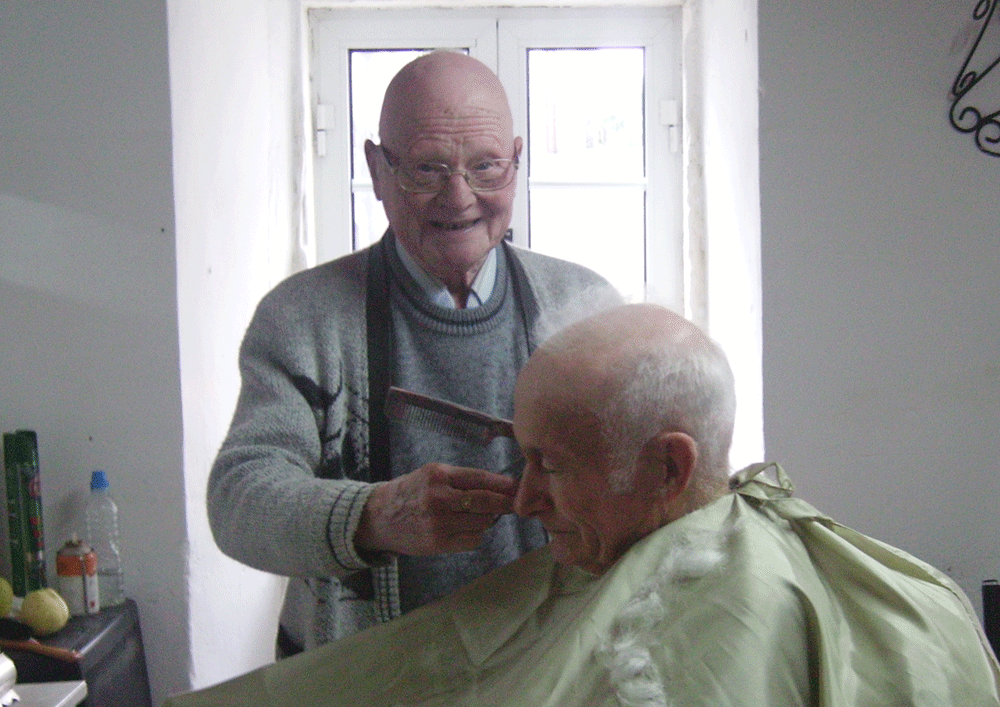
[19, 588, 70, 636]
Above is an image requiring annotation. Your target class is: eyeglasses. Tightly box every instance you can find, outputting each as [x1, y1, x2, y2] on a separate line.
[380, 146, 519, 194]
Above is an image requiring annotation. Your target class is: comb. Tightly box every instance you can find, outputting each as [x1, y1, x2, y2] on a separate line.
[385, 387, 515, 446]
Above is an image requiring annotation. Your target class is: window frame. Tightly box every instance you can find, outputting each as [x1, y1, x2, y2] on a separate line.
[497, 9, 682, 307]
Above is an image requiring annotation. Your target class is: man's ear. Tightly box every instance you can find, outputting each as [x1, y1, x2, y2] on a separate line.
[364, 139, 384, 201]
[645, 431, 697, 501]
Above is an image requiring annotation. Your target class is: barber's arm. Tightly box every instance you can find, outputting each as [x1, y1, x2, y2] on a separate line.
[207, 281, 518, 576]
[207, 291, 378, 579]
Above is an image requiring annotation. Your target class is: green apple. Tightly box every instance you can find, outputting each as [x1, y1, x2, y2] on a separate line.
[19, 588, 70, 636]
[0, 578, 12, 617]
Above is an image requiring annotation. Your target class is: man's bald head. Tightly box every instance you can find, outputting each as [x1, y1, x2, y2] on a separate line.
[521, 304, 736, 484]
[379, 51, 514, 148]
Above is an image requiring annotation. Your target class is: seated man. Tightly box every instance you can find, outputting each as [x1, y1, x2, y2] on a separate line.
[166, 304, 1000, 706]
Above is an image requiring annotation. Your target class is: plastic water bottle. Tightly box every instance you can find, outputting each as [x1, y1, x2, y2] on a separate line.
[84, 470, 125, 607]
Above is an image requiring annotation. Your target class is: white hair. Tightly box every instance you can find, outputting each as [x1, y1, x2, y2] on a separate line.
[531, 293, 735, 494]
[601, 329, 736, 493]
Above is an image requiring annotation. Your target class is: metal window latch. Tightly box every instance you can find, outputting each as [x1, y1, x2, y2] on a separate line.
[660, 99, 680, 154]
[315, 104, 333, 157]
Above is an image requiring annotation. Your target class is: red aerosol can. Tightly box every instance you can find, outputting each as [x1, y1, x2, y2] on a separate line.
[56, 535, 100, 615]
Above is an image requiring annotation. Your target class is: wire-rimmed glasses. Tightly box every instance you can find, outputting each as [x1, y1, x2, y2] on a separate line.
[380, 146, 519, 193]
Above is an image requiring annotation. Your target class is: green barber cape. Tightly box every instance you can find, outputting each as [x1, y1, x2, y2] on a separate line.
[166, 464, 1000, 706]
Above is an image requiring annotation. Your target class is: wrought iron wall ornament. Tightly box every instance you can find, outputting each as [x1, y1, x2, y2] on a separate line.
[950, 0, 1000, 157]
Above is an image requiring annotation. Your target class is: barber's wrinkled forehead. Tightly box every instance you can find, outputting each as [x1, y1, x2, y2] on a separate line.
[378, 51, 515, 145]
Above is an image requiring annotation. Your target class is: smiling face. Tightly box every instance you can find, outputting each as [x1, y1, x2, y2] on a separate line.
[511, 348, 668, 575]
[366, 53, 522, 296]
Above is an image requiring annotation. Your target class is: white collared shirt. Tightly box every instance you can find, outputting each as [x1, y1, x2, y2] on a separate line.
[393, 238, 497, 309]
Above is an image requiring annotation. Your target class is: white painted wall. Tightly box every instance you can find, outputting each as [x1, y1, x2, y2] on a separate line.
[760, 0, 1000, 615]
[167, 0, 299, 692]
[0, 1, 188, 704]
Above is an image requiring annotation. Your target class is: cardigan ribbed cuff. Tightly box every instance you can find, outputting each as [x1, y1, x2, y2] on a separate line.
[327, 480, 392, 572]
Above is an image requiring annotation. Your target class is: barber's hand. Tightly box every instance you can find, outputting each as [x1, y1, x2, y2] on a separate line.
[355, 464, 517, 556]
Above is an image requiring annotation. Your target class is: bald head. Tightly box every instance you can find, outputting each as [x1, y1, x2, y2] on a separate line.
[379, 51, 515, 148]
[518, 304, 736, 483]
[527, 305, 716, 405]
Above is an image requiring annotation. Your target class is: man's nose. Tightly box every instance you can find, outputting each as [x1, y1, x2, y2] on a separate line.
[437, 171, 477, 207]
[513, 464, 550, 517]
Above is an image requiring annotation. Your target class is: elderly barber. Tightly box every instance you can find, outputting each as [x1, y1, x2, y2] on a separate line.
[207, 50, 615, 655]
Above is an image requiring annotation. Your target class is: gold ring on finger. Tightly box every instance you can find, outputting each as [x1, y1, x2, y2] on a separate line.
[461, 495, 473, 511]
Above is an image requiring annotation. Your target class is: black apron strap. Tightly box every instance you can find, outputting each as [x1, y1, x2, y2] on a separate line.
[365, 236, 394, 484]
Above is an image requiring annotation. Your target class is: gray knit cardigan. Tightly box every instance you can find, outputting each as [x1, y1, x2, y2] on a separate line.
[207, 237, 614, 649]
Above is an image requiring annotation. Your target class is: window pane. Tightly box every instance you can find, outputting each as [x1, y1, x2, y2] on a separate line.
[529, 186, 645, 302]
[349, 50, 425, 248]
[352, 188, 387, 251]
[527, 48, 645, 183]
[526, 47, 646, 301]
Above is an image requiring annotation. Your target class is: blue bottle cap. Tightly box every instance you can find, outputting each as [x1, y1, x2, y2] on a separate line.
[90, 470, 109, 491]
